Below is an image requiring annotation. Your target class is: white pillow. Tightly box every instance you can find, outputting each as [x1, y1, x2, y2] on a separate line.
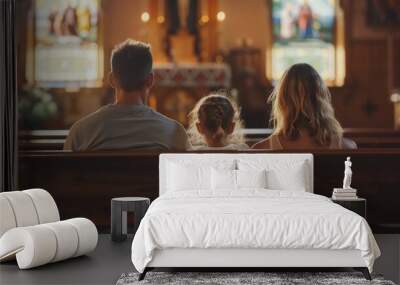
[211, 169, 268, 190]
[211, 168, 236, 190]
[167, 163, 211, 191]
[238, 159, 308, 192]
[166, 159, 236, 192]
[267, 164, 307, 191]
[237, 169, 267, 189]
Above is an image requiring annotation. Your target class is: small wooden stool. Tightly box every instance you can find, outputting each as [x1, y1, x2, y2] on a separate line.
[111, 197, 150, 242]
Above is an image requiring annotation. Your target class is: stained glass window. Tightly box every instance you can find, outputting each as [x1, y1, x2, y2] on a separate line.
[34, 0, 102, 87]
[268, 0, 345, 86]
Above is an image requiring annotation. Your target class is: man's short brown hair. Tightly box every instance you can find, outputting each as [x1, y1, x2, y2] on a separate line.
[111, 39, 153, 92]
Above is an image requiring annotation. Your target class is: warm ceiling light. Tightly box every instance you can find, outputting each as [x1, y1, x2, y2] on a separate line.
[200, 15, 210, 23]
[141, 12, 150, 23]
[157, 16, 165, 24]
[216, 11, 226, 22]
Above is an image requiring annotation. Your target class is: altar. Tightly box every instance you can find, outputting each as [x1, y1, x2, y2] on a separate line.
[149, 63, 231, 126]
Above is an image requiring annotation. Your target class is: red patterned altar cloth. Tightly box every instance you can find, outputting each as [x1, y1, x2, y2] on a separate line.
[153, 63, 231, 88]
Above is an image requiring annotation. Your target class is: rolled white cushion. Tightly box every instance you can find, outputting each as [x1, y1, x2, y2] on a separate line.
[23, 189, 60, 224]
[42, 221, 79, 262]
[0, 218, 97, 269]
[1, 191, 39, 227]
[0, 226, 57, 269]
[65, 218, 98, 257]
[0, 196, 17, 237]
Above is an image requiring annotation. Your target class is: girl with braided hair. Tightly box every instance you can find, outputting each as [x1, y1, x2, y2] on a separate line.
[188, 93, 248, 150]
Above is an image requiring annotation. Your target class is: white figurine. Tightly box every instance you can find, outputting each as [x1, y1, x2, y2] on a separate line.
[343, 157, 353, 189]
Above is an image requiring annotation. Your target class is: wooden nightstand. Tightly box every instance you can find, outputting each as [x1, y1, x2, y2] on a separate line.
[331, 198, 366, 219]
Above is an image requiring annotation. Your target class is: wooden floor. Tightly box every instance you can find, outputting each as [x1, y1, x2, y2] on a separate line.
[0, 235, 133, 285]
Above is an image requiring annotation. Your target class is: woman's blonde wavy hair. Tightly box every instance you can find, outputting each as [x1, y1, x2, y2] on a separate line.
[187, 93, 245, 146]
[270, 63, 343, 146]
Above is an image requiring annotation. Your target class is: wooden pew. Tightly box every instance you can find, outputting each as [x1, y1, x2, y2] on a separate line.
[19, 129, 400, 150]
[18, 149, 400, 234]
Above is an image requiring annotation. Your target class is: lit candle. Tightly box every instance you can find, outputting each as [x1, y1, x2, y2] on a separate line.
[201, 0, 209, 23]
[157, 0, 165, 24]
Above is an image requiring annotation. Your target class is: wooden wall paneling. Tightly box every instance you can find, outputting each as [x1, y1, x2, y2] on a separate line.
[18, 150, 400, 233]
[345, 39, 391, 127]
[393, 38, 400, 89]
[18, 153, 160, 230]
[331, 0, 397, 128]
[340, 0, 352, 86]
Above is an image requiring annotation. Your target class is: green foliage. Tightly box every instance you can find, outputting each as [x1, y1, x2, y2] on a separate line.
[18, 87, 58, 129]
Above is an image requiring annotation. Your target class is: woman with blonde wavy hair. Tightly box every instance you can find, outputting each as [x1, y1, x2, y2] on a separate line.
[253, 63, 356, 149]
[188, 93, 248, 150]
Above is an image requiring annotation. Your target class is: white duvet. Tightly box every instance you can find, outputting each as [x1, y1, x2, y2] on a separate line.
[131, 190, 380, 273]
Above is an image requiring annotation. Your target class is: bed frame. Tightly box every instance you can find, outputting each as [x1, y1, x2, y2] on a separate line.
[139, 154, 372, 281]
[140, 248, 370, 280]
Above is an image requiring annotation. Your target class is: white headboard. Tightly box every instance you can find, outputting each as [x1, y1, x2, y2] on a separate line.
[159, 153, 314, 195]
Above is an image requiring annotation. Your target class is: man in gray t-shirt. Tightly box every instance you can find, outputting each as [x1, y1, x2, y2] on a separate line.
[64, 39, 190, 151]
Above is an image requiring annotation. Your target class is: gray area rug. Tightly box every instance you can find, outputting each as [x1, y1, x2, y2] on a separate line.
[116, 272, 396, 285]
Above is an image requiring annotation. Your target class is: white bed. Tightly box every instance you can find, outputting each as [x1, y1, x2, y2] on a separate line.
[131, 153, 380, 280]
